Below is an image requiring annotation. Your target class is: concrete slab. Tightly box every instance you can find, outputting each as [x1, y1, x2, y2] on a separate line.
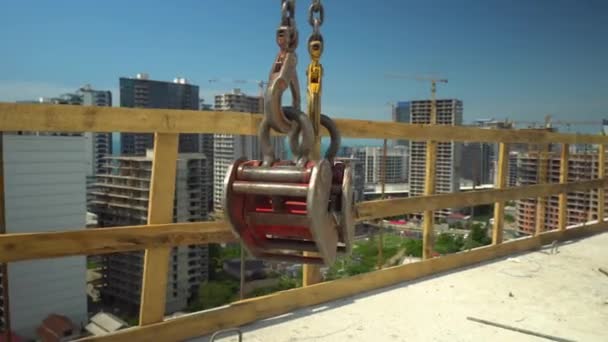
[193, 232, 608, 342]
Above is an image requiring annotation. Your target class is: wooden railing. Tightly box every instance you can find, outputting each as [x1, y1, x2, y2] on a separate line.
[0, 103, 607, 341]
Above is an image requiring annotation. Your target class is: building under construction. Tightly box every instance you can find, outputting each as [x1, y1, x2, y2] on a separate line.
[90, 150, 210, 314]
[516, 150, 607, 234]
[409, 99, 463, 217]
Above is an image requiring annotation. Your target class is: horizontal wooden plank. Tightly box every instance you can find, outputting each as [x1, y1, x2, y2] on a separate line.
[0, 222, 236, 262]
[76, 221, 608, 342]
[1, 102, 607, 144]
[0, 102, 261, 135]
[356, 178, 607, 221]
[0, 178, 603, 262]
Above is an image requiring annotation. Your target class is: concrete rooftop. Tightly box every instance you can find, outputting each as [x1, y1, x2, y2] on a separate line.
[194, 232, 608, 342]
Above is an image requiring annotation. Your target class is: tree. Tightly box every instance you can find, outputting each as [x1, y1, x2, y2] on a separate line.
[248, 276, 300, 297]
[504, 214, 515, 223]
[402, 238, 423, 258]
[434, 233, 464, 255]
[188, 280, 239, 311]
[462, 223, 491, 250]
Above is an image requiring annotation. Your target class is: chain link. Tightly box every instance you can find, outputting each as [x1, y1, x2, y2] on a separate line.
[308, 0, 324, 37]
[262, 0, 301, 140]
[280, 0, 298, 51]
[306, 0, 324, 160]
[260, 0, 337, 165]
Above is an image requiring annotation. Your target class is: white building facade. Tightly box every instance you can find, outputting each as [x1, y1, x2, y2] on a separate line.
[2, 134, 88, 338]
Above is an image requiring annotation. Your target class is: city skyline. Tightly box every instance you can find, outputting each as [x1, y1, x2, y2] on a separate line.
[0, 0, 606, 131]
[1, 2, 607, 340]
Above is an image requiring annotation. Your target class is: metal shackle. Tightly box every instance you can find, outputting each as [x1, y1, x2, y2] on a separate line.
[287, 112, 341, 163]
[259, 107, 314, 166]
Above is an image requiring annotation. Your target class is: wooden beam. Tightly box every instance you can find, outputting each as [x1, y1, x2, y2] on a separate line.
[492, 143, 509, 244]
[558, 144, 569, 231]
[422, 140, 437, 260]
[0, 222, 235, 263]
[0, 178, 603, 264]
[2, 103, 608, 144]
[139, 133, 178, 325]
[356, 178, 607, 221]
[535, 145, 549, 235]
[76, 221, 608, 342]
[598, 144, 605, 222]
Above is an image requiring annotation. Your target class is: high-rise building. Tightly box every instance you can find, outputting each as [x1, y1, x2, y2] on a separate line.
[13, 85, 113, 213]
[79, 84, 112, 107]
[461, 142, 493, 185]
[392, 101, 410, 147]
[212, 89, 284, 212]
[197, 99, 215, 210]
[79, 85, 113, 178]
[214, 88, 260, 113]
[471, 119, 514, 185]
[91, 150, 210, 314]
[352, 146, 409, 185]
[409, 99, 463, 217]
[508, 151, 519, 187]
[1, 134, 87, 338]
[335, 157, 365, 203]
[515, 151, 606, 234]
[119, 74, 201, 155]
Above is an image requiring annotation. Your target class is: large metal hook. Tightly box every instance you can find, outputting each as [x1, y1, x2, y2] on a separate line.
[264, 50, 301, 134]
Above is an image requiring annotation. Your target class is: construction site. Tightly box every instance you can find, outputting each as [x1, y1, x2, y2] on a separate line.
[0, 1, 607, 341]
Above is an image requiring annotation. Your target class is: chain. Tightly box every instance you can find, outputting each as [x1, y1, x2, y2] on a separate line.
[280, 0, 298, 52]
[262, 0, 301, 138]
[308, 0, 324, 38]
[260, 0, 336, 166]
[306, 0, 324, 159]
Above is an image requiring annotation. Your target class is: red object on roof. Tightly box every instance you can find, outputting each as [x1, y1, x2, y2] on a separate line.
[0, 332, 25, 342]
[448, 213, 466, 219]
[36, 314, 76, 342]
[389, 219, 407, 224]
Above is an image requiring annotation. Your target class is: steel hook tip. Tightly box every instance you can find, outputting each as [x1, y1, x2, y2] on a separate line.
[264, 52, 301, 134]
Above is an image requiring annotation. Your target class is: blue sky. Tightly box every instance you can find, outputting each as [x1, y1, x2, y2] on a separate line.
[1, 0, 607, 132]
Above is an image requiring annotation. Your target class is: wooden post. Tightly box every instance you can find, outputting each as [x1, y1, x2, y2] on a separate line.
[492, 143, 508, 244]
[422, 95, 437, 260]
[558, 144, 569, 231]
[139, 133, 179, 325]
[598, 144, 605, 222]
[535, 144, 548, 235]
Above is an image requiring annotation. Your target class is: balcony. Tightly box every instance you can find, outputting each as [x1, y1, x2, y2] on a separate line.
[0, 103, 607, 341]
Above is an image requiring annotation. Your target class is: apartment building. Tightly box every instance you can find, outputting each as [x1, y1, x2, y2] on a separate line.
[408, 99, 463, 217]
[392, 101, 410, 147]
[119, 74, 203, 155]
[516, 150, 606, 234]
[352, 146, 409, 185]
[91, 150, 210, 314]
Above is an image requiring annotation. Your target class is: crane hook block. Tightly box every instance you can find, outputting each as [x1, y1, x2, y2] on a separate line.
[223, 158, 354, 265]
